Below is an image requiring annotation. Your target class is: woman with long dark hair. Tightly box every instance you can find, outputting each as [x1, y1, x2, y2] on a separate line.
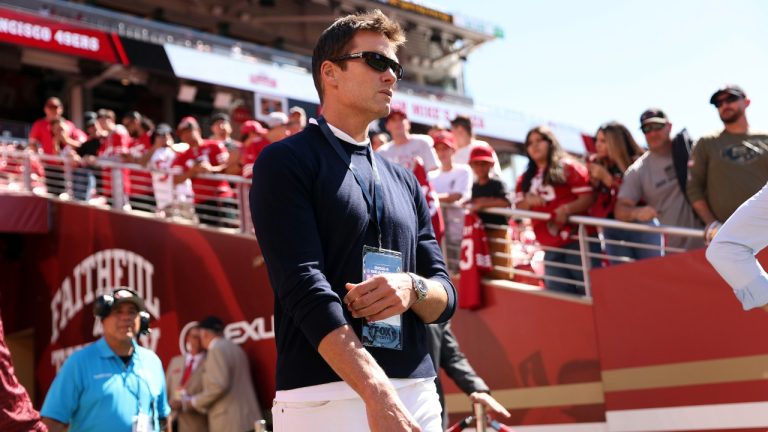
[515, 126, 596, 295]
[588, 122, 661, 262]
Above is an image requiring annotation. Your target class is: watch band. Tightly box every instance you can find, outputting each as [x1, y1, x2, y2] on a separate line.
[408, 272, 428, 304]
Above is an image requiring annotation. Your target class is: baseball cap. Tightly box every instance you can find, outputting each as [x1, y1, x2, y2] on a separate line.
[83, 111, 98, 122]
[469, 145, 495, 163]
[639, 108, 668, 126]
[123, 110, 142, 120]
[386, 108, 407, 121]
[111, 288, 146, 312]
[196, 316, 225, 332]
[263, 112, 289, 129]
[211, 112, 230, 123]
[241, 120, 267, 136]
[154, 123, 173, 136]
[709, 84, 746, 105]
[289, 106, 306, 116]
[432, 131, 456, 149]
[177, 116, 199, 132]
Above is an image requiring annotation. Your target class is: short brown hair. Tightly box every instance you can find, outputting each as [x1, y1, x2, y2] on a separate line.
[450, 115, 473, 136]
[312, 10, 405, 103]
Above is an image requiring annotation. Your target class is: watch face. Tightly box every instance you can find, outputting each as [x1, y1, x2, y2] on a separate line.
[416, 279, 428, 300]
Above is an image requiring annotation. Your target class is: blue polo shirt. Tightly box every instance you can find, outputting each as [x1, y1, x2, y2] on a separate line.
[41, 337, 170, 432]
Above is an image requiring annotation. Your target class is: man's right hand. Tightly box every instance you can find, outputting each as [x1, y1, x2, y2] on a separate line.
[365, 395, 421, 432]
[632, 206, 658, 222]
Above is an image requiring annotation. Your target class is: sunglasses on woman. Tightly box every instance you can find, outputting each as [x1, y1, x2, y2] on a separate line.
[330, 51, 404, 80]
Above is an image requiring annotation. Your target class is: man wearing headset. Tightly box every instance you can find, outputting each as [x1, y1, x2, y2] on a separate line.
[41, 288, 170, 431]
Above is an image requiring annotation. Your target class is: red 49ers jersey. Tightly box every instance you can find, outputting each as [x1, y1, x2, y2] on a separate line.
[515, 159, 592, 246]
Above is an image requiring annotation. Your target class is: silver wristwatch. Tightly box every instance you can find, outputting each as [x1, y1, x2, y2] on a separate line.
[408, 273, 428, 304]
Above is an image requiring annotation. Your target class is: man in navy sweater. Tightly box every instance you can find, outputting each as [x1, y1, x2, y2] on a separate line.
[250, 9, 456, 432]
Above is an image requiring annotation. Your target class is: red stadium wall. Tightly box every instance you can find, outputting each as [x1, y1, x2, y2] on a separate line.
[4, 197, 768, 430]
[0, 200, 276, 410]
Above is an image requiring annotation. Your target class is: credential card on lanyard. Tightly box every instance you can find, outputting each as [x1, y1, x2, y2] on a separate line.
[133, 413, 152, 432]
[361, 245, 403, 350]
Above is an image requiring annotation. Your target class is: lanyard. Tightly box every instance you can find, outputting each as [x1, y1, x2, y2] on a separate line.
[317, 117, 384, 249]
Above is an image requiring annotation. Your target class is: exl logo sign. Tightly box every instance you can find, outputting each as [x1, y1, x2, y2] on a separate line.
[178, 315, 275, 353]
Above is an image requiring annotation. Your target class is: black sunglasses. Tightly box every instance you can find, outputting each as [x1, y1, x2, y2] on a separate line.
[330, 51, 404, 80]
[641, 123, 666, 134]
[713, 94, 742, 108]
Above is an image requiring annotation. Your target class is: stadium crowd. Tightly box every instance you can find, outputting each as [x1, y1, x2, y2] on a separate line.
[2, 84, 767, 295]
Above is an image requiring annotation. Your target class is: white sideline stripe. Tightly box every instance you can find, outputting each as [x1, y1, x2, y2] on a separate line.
[606, 402, 768, 431]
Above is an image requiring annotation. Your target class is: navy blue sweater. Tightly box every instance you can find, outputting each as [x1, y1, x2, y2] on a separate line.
[250, 124, 456, 391]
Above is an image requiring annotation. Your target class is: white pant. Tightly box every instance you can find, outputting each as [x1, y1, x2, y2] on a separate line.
[272, 379, 442, 432]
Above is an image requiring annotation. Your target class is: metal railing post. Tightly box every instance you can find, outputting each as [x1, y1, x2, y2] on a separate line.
[578, 223, 592, 298]
[473, 402, 487, 431]
[63, 157, 74, 199]
[238, 182, 250, 234]
[111, 167, 126, 210]
[22, 155, 32, 192]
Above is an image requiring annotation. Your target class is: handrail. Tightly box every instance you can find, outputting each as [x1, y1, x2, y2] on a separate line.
[442, 204, 705, 298]
[481, 206, 705, 238]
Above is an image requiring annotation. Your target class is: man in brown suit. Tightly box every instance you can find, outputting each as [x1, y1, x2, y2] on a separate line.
[167, 326, 207, 432]
[186, 316, 262, 432]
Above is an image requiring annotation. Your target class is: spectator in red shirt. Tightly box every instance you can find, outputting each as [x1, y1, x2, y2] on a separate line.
[588, 122, 660, 263]
[173, 116, 234, 227]
[125, 113, 157, 211]
[122, 111, 142, 140]
[515, 125, 596, 295]
[237, 120, 269, 179]
[96, 109, 132, 206]
[28, 97, 86, 196]
[28, 97, 86, 155]
[209, 112, 241, 152]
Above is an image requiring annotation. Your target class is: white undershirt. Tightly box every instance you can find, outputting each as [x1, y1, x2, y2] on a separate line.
[309, 118, 370, 147]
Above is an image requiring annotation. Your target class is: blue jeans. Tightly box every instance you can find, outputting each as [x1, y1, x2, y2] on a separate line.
[544, 241, 601, 296]
[603, 222, 662, 264]
[72, 167, 96, 201]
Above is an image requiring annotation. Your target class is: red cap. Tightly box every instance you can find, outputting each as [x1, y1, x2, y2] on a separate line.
[432, 131, 456, 149]
[469, 145, 495, 163]
[176, 116, 199, 131]
[386, 108, 407, 121]
[241, 120, 267, 136]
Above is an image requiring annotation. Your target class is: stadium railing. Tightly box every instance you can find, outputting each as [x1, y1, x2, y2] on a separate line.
[0, 141, 706, 297]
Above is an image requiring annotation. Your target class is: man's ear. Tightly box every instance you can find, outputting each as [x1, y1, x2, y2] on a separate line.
[321, 60, 338, 87]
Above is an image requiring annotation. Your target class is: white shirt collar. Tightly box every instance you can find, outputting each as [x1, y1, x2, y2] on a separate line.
[185, 351, 204, 367]
[309, 118, 370, 147]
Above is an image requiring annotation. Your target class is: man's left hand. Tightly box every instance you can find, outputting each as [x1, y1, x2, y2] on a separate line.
[344, 274, 414, 322]
[469, 392, 511, 419]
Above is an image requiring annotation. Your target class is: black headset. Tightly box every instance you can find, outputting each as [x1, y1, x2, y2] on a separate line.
[93, 288, 151, 336]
